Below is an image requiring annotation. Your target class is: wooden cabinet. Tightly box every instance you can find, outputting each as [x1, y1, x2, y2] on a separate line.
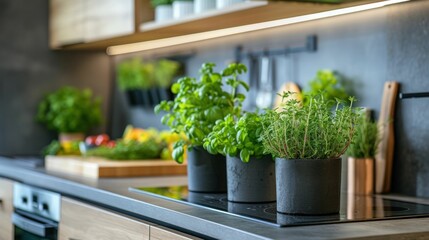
[50, 0, 139, 48]
[0, 178, 14, 240]
[150, 225, 202, 240]
[49, 0, 399, 52]
[59, 197, 150, 240]
[59, 197, 202, 240]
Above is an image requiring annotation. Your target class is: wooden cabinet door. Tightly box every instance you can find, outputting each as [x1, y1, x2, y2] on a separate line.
[50, 0, 135, 47]
[150, 225, 201, 240]
[84, 0, 135, 42]
[0, 178, 14, 240]
[59, 197, 149, 240]
[50, 0, 85, 47]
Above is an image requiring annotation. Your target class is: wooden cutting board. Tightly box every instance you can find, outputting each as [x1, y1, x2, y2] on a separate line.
[375, 81, 399, 193]
[45, 155, 187, 178]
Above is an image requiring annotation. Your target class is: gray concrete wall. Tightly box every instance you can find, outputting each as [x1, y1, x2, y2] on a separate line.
[0, 0, 111, 155]
[118, 1, 429, 197]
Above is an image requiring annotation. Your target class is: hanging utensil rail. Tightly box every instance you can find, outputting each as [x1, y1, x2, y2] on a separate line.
[399, 92, 429, 99]
[235, 35, 317, 62]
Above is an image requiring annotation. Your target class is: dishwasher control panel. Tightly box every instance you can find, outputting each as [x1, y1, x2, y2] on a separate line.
[13, 183, 61, 222]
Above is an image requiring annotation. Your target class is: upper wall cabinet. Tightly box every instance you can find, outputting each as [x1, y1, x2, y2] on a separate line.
[49, 0, 408, 52]
[50, 0, 152, 48]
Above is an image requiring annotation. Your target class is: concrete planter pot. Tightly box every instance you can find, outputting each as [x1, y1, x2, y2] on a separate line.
[194, 0, 216, 13]
[187, 147, 227, 193]
[154, 5, 173, 22]
[276, 158, 342, 215]
[227, 155, 275, 203]
[216, 0, 244, 9]
[59, 132, 85, 144]
[173, 1, 194, 19]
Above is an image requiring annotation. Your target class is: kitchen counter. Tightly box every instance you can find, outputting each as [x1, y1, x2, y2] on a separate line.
[1, 157, 429, 240]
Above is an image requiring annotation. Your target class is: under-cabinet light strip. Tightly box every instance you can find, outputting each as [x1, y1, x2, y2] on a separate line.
[107, 0, 409, 55]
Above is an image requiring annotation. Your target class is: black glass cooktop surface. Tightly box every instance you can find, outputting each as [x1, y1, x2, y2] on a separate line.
[129, 186, 429, 227]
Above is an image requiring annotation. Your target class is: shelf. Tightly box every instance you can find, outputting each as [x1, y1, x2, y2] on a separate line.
[59, 0, 408, 52]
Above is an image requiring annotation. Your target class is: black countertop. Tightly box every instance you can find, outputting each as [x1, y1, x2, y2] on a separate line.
[1, 157, 429, 240]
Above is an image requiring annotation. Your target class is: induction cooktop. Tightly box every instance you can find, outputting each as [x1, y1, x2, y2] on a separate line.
[129, 186, 429, 227]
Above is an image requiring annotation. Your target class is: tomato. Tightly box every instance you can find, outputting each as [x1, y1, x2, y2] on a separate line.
[106, 140, 116, 148]
[85, 136, 97, 146]
[95, 134, 110, 146]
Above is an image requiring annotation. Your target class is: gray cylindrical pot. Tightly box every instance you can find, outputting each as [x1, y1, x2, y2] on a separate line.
[276, 158, 342, 215]
[227, 155, 276, 203]
[187, 147, 226, 193]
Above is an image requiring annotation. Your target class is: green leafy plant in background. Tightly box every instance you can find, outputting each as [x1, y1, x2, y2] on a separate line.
[302, 70, 350, 107]
[261, 92, 358, 159]
[37, 87, 102, 133]
[347, 113, 380, 158]
[85, 139, 163, 160]
[203, 112, 265, 163]
[155, 62, 249, 163]
[154, 59, 180, 88]
[116, 58, 155, 91]
[151, 0, 172, 7]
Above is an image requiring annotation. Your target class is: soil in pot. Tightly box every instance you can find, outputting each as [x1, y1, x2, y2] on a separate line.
[227, 155, 275, 203]
[276, 158, 342, 215]
[187, 147, 227, 193]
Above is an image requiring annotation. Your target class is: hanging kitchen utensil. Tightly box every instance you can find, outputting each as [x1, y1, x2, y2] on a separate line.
[245, 55, 259, 111]
[375, 81, 399, 194]
[256, 56, 273, 109]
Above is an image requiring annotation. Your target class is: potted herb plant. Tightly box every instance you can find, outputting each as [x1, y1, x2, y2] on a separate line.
[194, 0, 216, 13]
[116, 58, 154, 108]
[151, 0, 173, 22]
[37, 86, 102, 143]
[204, 112, 275, 203]
[153, 59, 180, 102]
[172, 0, 194, 19]
[216, 0, 244, 9]
[261, 92, 358, 215]
[346, 112, 380, 195]
[155, 63, 248, 192]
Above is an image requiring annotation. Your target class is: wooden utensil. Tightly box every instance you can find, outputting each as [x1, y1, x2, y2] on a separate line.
[273, 82, 301, 110]
[375, 81, 399, 193]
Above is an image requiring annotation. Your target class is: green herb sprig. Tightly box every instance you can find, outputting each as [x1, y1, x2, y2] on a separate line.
[261, 92, 358, 159]
[346, 113, 380, 158]
[155, 63, 248, 163]
[151, 0, 172, 7]
[203, 112, 265, 163]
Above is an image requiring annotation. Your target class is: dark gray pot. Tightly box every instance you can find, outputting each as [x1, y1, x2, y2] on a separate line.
[187, 147, 226, 193]
[227, 155, 276, 203]
[276, 158, 342, 215]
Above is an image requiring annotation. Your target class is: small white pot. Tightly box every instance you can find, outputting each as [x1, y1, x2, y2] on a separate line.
[173, 1, 194, 19]
[216, 0, 244, 9]
[194, 0, 216, 14]
[155, 5, 173, 22]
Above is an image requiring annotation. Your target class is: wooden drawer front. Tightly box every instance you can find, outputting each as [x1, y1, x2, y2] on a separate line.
[150, 225, 201, 240]
[0, 178, 14, 240]
[59, 197, 149, 240]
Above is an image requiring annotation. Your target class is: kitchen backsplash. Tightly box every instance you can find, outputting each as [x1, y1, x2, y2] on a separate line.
[114, 1, 429, 198]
